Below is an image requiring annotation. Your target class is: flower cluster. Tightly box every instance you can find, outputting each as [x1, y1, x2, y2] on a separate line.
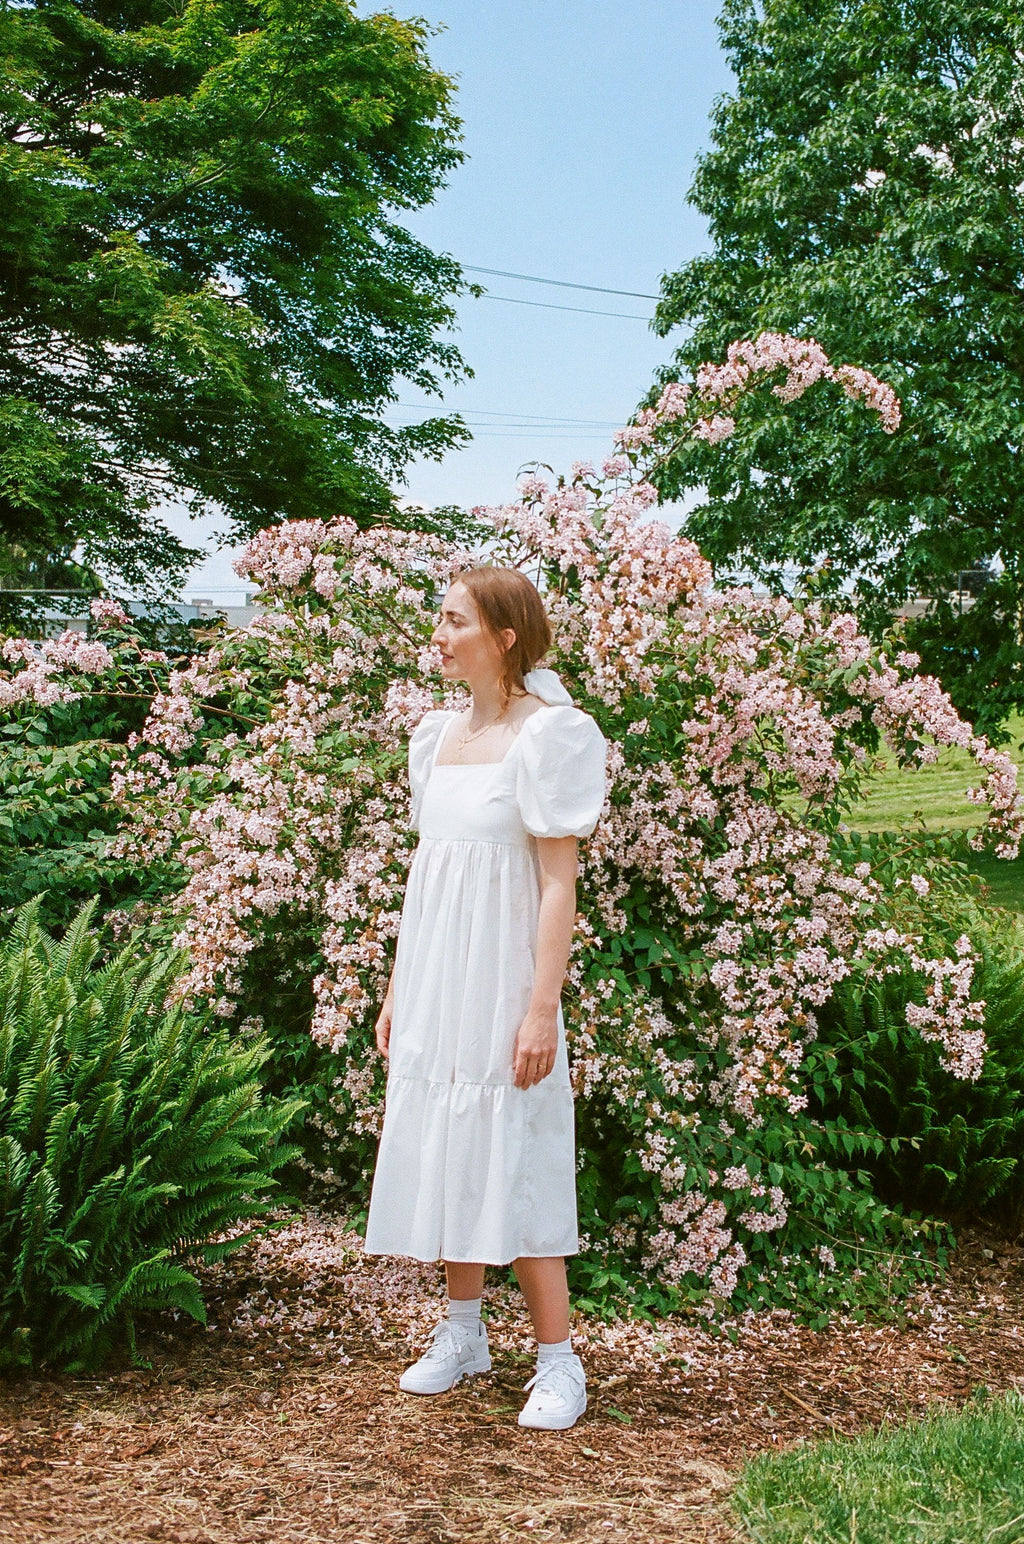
[90, 597, 131, 628]
[682, 331, 902, 437]
[0, 629, 114, 710]
[900, 935, 985, 1081]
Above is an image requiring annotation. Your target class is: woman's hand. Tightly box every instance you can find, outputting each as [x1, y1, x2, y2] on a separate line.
[374, 997, 393, 1059]
[512, 1007, 559, 1089]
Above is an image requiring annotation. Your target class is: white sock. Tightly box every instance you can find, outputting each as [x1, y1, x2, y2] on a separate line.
[448, 1296, 482, 1325]
[536, 1336, 573, 1365]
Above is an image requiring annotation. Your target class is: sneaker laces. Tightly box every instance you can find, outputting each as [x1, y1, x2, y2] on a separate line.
[523, 1356, 584, 1403]
[421, 1319, 472, 1362]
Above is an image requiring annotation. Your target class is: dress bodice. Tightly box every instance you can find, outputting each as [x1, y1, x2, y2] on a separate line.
[409, 706, 607, 846]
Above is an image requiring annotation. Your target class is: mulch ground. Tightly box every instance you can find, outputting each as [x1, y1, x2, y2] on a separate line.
[1, 1215, 1022, 1544]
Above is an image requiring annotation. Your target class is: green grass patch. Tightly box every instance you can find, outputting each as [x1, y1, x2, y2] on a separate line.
[847, 715, 1024, 912]
[966, 851, 1024, 913]
[849, 716, 1024, 837]
[732, 1390, 1024, 1544]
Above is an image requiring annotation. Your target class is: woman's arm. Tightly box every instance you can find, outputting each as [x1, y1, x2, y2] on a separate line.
[512, 834, 579, 1089]
[374, 963, 397, 1058]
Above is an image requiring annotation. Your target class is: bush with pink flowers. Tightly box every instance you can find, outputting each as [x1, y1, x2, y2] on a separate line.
[3, 336, 1022, 1320]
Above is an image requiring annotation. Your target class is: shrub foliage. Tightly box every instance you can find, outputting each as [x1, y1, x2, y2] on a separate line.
[3, 337, 1023, 1319]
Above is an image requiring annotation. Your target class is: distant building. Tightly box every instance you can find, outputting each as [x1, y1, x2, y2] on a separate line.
[897, 593, 978, 620]
[186, 598, 266, 629]
[2, 592, 266, 641]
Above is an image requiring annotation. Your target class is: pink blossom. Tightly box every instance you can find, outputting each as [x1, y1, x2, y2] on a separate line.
[90, 597, 131, 628]
[692, 414, 737, 444]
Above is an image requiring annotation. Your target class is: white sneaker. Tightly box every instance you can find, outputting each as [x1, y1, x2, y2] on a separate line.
[517, 1353, 588, 1430]
[398, 1318, 491, 1395]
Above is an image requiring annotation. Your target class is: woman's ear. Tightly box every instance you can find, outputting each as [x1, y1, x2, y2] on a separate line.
[501, 628, 517, 656]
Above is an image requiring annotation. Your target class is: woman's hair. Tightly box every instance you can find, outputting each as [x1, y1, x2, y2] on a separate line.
[455, 566, 553, 703]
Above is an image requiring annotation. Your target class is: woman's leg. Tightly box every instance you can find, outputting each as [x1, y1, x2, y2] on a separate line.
[399, 1260, 489, 1394]
[512, 1256, 570, 1344]
[513, 1257, 585, 1428]
[445, 1261, 486, 1302]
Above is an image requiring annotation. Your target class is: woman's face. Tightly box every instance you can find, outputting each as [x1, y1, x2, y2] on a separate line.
[431, 582, 513, 686]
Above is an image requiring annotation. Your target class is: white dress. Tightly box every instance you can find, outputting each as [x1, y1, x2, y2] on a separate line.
[363, 672, 607, 1265]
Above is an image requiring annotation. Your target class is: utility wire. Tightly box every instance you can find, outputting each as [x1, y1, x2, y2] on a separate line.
[478, 292, 650, 321]
[394, 403, 622, 426]
[392, 428, 617, 440]
[389, 423, 617, 433]
[391, 415, 621, 430]
[438, 432, 614, 440]
[386, 425, 616, 440]
[388, 419, 621, 435]
[463, 264, 661, 301]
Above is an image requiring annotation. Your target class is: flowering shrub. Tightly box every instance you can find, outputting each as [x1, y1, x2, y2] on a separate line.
[0, 600, 213, 924]
[3, 335, 1022, 1318]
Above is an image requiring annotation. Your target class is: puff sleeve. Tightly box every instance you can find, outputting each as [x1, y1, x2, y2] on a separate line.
[408, 711, 451, 829]
[515, 705, 607, 838]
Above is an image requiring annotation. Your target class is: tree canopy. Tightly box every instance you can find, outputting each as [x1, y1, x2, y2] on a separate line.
[649, 0, 1024, 738]
[0, 0, 471, 611]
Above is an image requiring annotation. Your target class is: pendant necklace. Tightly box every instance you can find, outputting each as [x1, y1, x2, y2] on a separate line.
[456, 706, 508, 753]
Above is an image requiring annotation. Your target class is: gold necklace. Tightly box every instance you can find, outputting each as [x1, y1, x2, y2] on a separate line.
[456, 706, 508, 751]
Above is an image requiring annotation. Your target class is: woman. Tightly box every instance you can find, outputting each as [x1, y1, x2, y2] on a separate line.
[364, 566, 607, 1431]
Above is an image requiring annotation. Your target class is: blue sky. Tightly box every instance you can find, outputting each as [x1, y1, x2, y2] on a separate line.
[170, 1, 733, 600]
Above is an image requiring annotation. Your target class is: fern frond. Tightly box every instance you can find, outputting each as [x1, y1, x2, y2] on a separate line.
[0, 898, 306, 1371]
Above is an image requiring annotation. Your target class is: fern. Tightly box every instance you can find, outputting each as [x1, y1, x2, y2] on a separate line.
[0, 897, 305, 1372]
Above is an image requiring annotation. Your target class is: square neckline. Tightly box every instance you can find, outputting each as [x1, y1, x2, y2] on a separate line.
[431, 705, 545, 771]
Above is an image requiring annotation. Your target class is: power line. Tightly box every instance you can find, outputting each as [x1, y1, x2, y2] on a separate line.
[463, 264, 660, 301]
[388, 418, 622, 435]
[446, 432, 614, 440]
[390, 422, 617, 432]
[394, 403, 622, 426]
[392, 428, 616, 440]
[399, 426, 619, 435]
[478, 292, 650, 321]
[391, 415, 621, 430]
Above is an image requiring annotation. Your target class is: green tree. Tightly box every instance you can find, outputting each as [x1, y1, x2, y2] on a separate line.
[650, 0, 1024, 740]
[0, 0, 470, 617]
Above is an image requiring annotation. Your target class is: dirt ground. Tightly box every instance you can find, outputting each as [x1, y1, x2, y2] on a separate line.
[1, 1217, 1022, 1544]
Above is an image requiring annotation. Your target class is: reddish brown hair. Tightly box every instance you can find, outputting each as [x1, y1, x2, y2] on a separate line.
[454, 567, 553, 703]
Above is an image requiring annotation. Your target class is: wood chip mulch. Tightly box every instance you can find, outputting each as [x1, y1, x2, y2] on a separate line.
[1, 1215, 1021, 1544]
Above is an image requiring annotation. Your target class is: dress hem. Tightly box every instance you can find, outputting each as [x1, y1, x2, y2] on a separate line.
[361, 1243, 580, 1266]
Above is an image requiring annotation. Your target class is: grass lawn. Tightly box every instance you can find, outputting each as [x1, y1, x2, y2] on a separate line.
[847, 716, 1024, 912]
[732, 1390, 1024, 1544]
[727, 721, 1024, 1544]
